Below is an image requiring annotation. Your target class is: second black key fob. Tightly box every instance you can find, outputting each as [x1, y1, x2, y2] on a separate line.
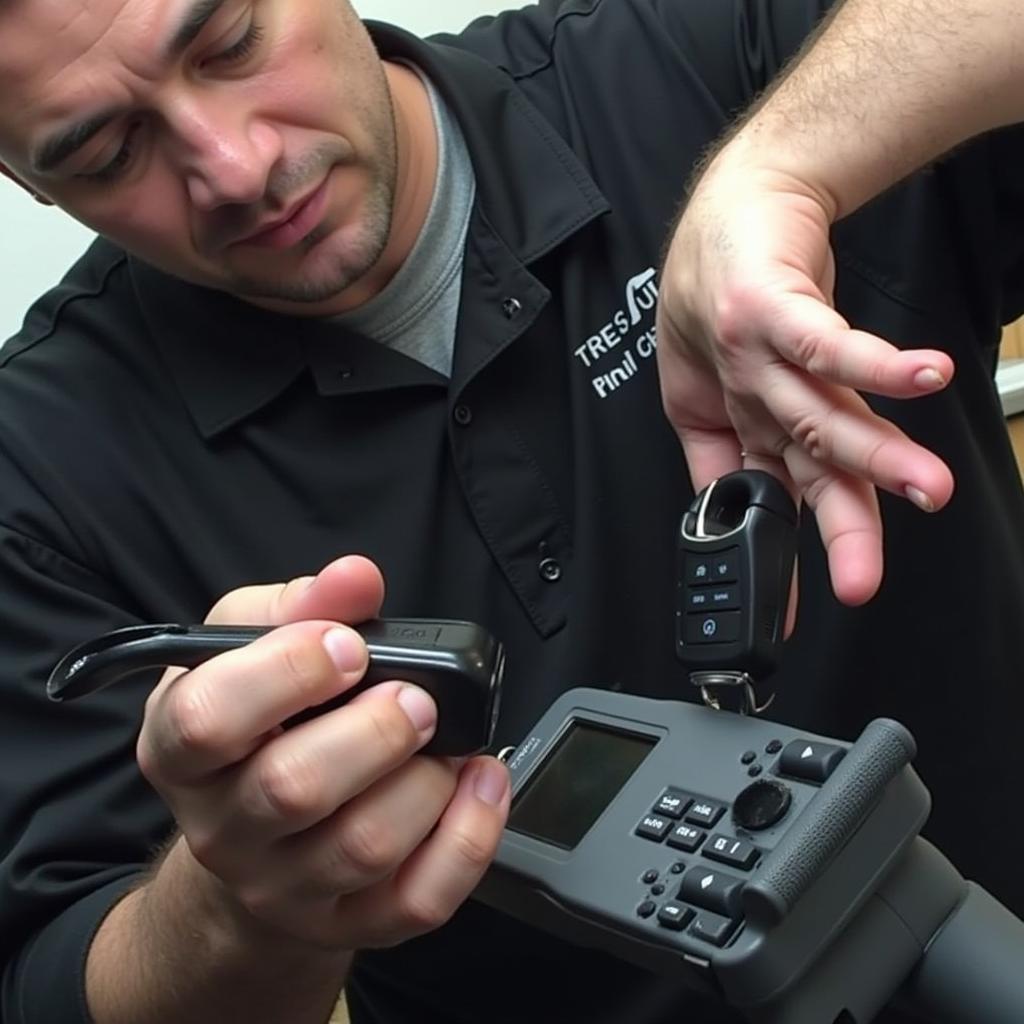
[47, 618, 505, 757]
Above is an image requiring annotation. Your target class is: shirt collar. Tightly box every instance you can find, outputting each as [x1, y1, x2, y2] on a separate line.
[130, 21, 610, 439]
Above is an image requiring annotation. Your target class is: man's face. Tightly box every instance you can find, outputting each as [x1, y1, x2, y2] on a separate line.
[0, 0, 399, 309]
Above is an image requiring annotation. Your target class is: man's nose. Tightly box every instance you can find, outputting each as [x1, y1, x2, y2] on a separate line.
[166, 96, 283, 210]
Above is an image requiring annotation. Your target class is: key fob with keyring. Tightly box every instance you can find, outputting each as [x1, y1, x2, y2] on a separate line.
[676, 470, 798, 709]
[47, 618, 505, 757]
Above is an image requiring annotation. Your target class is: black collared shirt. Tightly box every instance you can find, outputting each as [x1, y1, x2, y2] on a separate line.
[3, 3, 1024, 1022]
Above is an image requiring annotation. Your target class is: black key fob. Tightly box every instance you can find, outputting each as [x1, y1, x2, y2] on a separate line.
[47, 618, 505, 757]
[676, 470, 798, 682]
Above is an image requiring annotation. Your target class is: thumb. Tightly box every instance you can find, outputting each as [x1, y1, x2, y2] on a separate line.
[205, 554, 386, 628]
[148, 556, 385, 715]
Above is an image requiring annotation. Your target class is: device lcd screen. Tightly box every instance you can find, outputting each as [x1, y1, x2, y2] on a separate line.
[507, 720, 657, 850]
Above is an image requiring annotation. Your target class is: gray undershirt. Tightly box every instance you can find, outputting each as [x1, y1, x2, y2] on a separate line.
[337, 64, 475, 377]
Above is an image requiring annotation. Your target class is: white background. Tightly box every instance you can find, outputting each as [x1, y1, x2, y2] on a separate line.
[0, 1, 520, 343]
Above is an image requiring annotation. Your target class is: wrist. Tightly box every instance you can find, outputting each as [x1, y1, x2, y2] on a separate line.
[695, 133, 840, 229]
[152, 836, 351, 972]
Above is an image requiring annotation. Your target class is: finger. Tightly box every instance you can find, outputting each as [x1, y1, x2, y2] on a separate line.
[677, 425, 743, 495]
[760, 365, 954, 511]
[206, 554, 385, 629]
[342, 755, 510, 948]
[139, 621, 370, 784]
[655, 329, 740, 492]
[769, 294, 953, 398]
[231, 680, 437, 837]
[281, 754, 458, 899]
[783, 445, 883, 606]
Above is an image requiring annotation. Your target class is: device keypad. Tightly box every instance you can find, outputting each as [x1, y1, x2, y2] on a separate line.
[633, 783, 769, 947]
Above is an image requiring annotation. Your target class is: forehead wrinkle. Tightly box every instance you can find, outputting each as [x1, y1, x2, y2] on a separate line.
[0, 0, 184, 168]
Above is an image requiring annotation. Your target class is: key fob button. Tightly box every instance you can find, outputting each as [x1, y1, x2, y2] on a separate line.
[684, 611, 741, 645]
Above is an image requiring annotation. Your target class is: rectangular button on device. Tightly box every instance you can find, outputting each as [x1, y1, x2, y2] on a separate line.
[635, 814, 672, 842]
[666, 824, 706, 852]
[689, 912, 739, 947]
[653, 788, 692, 819]
[657, 902, 695, 932]
[778, 740, 847, 784]
[685, 800, 726, 828]
[678, 868, 745, 919]
[702, 834, 759, 871]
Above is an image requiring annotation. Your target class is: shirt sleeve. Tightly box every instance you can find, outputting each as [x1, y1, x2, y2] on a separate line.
[0, 525, 172, 1023]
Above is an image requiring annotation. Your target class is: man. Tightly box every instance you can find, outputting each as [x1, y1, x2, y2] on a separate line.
[0, 2, 1021, 1023]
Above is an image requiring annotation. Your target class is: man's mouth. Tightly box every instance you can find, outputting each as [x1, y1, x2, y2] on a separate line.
[236, 175, 332, 250]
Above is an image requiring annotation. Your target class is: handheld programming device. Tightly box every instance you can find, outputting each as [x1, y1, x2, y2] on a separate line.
[478, 688, 939, 1022]
[475, 471, 1024, 1022]
[47, 618, 504, 757]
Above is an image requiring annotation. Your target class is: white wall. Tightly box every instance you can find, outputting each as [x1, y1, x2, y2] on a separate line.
[0, 1, 520, 343]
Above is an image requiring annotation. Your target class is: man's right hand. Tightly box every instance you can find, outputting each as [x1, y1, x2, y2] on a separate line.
[135, 554, 510, 954]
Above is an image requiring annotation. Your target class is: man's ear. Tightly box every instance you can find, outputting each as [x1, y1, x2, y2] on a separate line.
[0, 162, 54, 206]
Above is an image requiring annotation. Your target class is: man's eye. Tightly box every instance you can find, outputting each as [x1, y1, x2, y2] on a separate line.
[209, 20, 264, 65]
[77, 124, 142, 184]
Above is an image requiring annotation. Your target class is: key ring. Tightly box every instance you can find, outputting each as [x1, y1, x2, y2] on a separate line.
[690, 670, 775, 715]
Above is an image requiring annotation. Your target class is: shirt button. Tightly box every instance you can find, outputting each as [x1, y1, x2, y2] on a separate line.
[453, 404, 473, 426]
[538, 557, 562, 582]
[502, 297, 523, 319]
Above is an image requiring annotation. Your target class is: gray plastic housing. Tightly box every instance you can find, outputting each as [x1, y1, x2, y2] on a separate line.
[474, 687, 937, 1019]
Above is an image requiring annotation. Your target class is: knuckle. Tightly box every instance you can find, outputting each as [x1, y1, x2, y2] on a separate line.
[366, 702, 417, 763]
[164, 682, 227, 758]
[793, 330, 834, 374]
[791, 412, 827, 460]
[448, 823, 497, 873]
[255, 752, 323, 821]
[185, 828, 221, 873]
[397, 890, 452, 935]
[275, 638, 329, 704]
[234, 881, 277, 923]
[714, 283, 762, 355]
[861, 436, 891, 478]
[333, 815, 399, 876]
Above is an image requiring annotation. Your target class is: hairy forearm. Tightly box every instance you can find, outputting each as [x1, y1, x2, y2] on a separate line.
[722, 0, 1024, 217]
[85, 838, 351, 1024]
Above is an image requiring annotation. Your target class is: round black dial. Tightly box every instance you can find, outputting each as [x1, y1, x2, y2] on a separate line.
[732, 778, 792, 831]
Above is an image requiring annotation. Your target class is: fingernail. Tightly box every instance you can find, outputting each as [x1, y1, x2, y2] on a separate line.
[914, 367, 945, 391]
[322, 628, 364, 673]
[905, 485, 935, 512]
[473, 760, 509, 807]
[397, 686, 436, 734]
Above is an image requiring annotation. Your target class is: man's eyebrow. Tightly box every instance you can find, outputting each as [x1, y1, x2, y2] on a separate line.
[30, 0, 232, 175]
[164, 0, 230, 60]
[32, 109, 120, 175]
